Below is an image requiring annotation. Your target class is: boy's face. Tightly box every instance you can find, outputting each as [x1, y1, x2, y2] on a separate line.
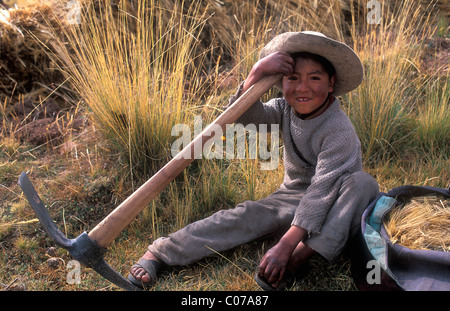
[282, 57, 335, 116]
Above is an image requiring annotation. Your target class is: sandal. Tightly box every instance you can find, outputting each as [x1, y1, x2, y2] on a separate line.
[254, 273, 294, 291]
[127, 258, 162, 289]
[255, 262, 310, 291]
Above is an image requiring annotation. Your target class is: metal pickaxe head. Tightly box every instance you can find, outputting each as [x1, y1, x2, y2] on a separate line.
[18, 172, 141, 291]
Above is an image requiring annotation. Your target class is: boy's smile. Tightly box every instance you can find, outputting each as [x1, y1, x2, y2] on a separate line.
[282, 58, 335, 117]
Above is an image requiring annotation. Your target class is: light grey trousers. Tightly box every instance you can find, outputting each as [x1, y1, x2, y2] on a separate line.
[148, 171, 379, 266]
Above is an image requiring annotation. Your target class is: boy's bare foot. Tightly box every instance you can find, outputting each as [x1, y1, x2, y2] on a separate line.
[129, 251, 161, 284]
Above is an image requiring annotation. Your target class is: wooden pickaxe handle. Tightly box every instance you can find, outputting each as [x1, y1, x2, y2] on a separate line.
[88, 74, 281, 248]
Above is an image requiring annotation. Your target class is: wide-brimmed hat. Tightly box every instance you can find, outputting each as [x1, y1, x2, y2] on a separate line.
[259, 31, 364, 96]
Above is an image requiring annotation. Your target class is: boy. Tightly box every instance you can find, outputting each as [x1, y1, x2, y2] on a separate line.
[128, 31, 379, 290]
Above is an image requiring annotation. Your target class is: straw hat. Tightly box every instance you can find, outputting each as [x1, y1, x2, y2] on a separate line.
[259, 31, 364, 96]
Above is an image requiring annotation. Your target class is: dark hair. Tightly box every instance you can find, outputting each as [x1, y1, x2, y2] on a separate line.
[290, 52, 336, 78]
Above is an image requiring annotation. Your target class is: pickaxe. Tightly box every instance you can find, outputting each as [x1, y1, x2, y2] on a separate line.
[19, 75, 280, 291]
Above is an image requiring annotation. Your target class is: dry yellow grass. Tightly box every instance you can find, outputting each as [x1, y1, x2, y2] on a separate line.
[384, 195, 450, 252]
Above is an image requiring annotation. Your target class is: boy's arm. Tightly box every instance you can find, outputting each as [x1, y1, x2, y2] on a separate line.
[292, 127, 362, 234]
[226, 52, 294, 127]
[259, 118, 362, 286]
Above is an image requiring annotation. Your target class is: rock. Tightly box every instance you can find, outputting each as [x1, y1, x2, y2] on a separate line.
[46, 257, 62, 269]
[46, 246, 57, 257]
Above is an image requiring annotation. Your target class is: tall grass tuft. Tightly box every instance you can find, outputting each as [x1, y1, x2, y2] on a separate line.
[413, 73, 449, 157]
[53, 0, 212, 180]
[343, 0, 435, 164]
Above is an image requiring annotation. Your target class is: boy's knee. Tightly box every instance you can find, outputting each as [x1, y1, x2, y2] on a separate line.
[344, 171, 379, 199]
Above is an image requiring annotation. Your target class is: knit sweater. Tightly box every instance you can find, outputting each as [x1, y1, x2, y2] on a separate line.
[228, 86, 363, 235]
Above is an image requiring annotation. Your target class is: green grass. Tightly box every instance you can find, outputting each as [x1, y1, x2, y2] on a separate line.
[413, 74, 449, 156]
[51, 0, 217, 180]
[342, 0, 435, 164]
[0, 0, 448, 291]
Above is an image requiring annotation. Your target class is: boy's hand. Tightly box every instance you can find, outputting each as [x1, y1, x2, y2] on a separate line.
[243, 52, 294, 93]
[255, 51, 295, 77]
[258, 225, 307, 287]
[258, 242, 292, 286]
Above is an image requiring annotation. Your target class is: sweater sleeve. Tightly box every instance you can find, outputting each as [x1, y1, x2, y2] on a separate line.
[226, 81, 284, 127]
[291, 125, 362, 235]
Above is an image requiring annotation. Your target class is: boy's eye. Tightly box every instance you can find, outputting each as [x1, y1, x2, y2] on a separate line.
[310, 76, 320, 80]
[288, 76, 297, 81]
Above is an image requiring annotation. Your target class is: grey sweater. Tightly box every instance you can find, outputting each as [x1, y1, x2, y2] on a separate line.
[228, 88, 363, 235]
